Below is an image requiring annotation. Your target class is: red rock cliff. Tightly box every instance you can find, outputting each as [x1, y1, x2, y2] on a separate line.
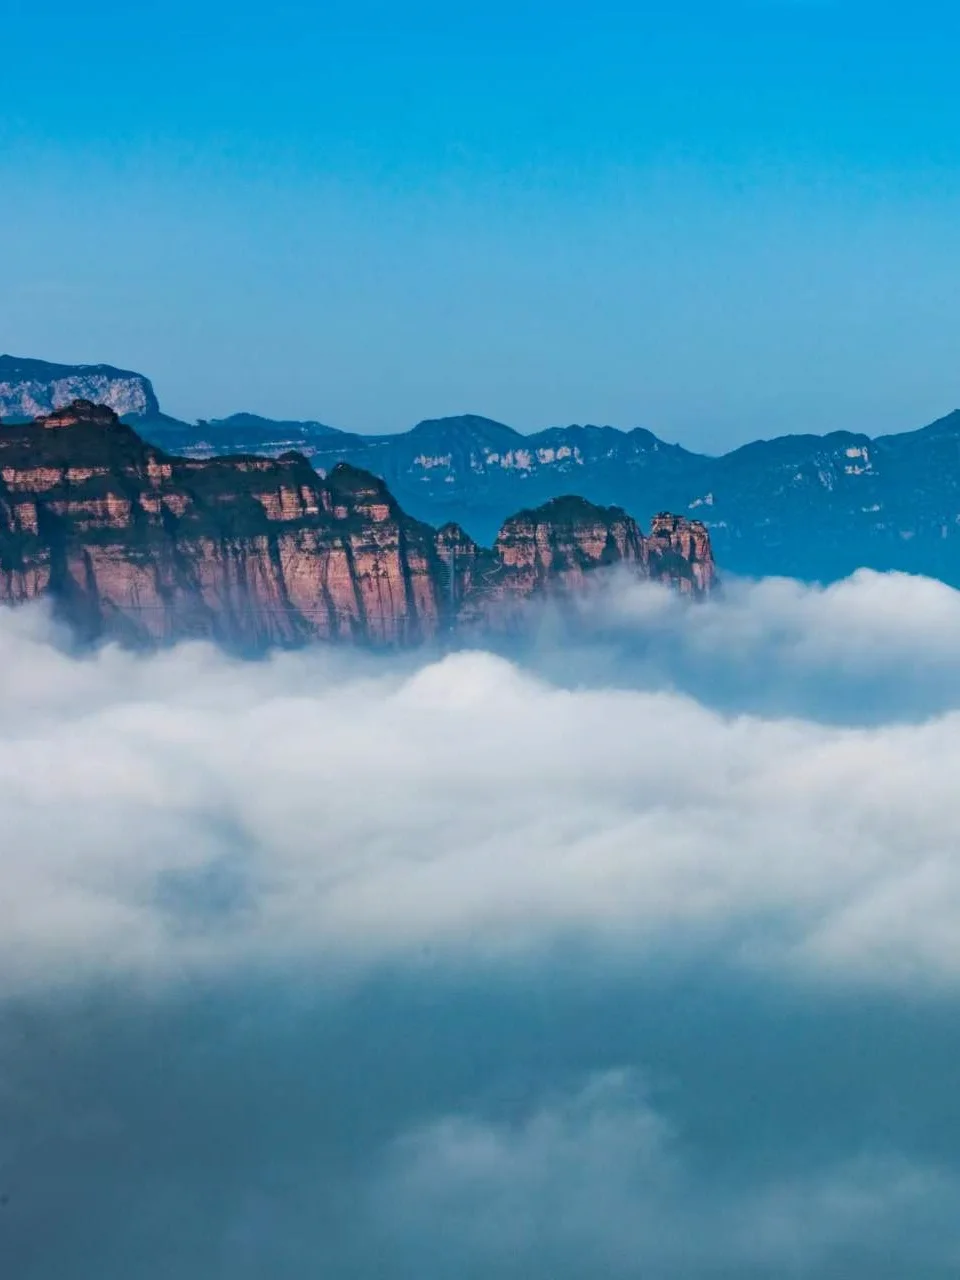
[0, 401, 715, 646]
[646, 512, 717, 595]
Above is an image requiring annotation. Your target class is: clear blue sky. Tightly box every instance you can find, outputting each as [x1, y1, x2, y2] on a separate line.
[4, 0, 960, 446]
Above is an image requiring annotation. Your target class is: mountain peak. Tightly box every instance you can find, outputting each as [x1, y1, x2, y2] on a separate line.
[408, 414, 522, 441]
[0, 355, 159, 421]
[510, 493, 628, 524]
[37, 399, 119, 430]
[913, 408, 960, 437]
[326, 459, 393, 493]
[206, 412, 343, 437]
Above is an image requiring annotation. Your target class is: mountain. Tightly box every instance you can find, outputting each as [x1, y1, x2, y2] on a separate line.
[0, 401, 714, 648]
[136, 412, 345, 459]
[0, 354, 159, 422]
[136, 407, 960, 586]
[158, 410, 960, 585]
[7, 355, 960, 585]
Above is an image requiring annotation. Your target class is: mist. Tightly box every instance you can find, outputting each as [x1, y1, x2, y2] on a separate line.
[4, 571, 960, 1277]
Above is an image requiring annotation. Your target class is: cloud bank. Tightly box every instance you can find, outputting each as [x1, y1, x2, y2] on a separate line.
[4, 570, 960, 1278]
[3, 572, 960, 994]
[530, 567, 960, 723]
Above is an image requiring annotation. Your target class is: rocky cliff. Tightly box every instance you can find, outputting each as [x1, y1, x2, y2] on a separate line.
[0, 402, 714, 647]
[0, 355, 159, 423]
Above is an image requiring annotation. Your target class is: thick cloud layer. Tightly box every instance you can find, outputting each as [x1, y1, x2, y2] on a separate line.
[3, 578, 960, 993]
[526, 567, 960, 723]
[3, 572, 960, 1277]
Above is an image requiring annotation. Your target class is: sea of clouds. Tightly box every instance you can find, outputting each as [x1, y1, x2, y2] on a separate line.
[4, 570, 960, 1277]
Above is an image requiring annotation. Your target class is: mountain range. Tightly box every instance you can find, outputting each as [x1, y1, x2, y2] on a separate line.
[4, 354, 960, 585]
[0, 400, 713, 648]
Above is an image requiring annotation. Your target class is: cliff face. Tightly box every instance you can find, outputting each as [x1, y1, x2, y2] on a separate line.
[0, 355, 159, 423]
[0, 401, 715, 647]
[646, 513, 716, 595]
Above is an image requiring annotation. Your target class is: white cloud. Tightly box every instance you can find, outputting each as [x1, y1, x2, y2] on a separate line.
[372, 1070, 960, 1276]
[3, 572, 960, 992]
[548, 567, 960, 721]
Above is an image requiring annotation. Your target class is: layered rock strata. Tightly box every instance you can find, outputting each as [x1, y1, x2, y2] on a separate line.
[0, 401, 715, 647]
[0, 355, 158, 422]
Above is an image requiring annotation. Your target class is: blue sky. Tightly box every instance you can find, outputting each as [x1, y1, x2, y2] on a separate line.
[4, 0, 960, 445]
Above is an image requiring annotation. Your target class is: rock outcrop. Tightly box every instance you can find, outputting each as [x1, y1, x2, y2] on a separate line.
[0, 355, 159, 423]
[0, 401, 715, 647]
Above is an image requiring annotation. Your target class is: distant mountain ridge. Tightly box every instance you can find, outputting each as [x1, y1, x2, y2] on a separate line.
[143, 410, 345, 459]
[147, 408, 960, 585]
[4, 354, 960, 584]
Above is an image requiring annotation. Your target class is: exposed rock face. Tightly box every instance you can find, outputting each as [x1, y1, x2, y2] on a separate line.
[646, 513, 716, 595]
[0, 355, 159, 423]
[0, 401, 715, 647]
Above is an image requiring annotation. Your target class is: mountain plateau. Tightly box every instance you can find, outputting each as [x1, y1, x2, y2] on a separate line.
[0, 401, 713, 648]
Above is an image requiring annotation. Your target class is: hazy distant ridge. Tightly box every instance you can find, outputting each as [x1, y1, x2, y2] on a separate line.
[4, 354, 960, 585]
